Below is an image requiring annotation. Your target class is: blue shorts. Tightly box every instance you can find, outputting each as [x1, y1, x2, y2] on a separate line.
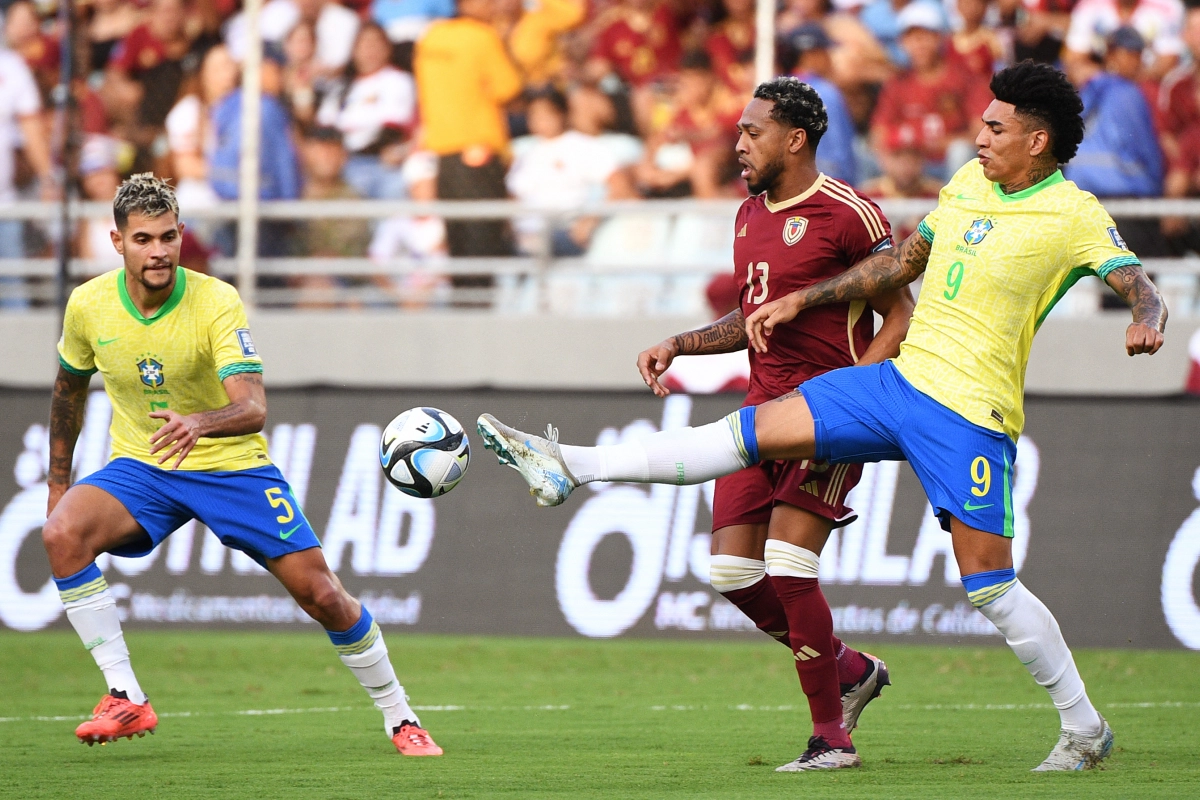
[798, 361, 1018, 537]
[78, 458, 322, 565]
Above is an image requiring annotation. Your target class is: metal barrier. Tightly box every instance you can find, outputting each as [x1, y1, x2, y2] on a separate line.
[0, 198, 1197, 314]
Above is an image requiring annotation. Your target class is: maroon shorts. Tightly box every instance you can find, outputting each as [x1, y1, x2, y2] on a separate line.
[711, 458, 863, 531]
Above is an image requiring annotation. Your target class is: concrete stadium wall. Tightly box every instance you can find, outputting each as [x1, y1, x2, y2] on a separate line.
[1, 311, 1196, 394]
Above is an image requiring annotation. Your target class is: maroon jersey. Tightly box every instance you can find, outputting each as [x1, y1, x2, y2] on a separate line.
[735, 174, 892, 406]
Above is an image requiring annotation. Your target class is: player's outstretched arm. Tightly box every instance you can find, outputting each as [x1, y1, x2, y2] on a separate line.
[1104, 264, 1167, 356]
[857, 286, 916, 366]
[637, 309, 748, 398]
[149, 373, 268, 469]
[47, 366, 92, 516]
[746, 231, 932, 353]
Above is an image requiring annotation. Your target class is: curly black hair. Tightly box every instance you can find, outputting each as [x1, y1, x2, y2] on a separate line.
[989, 61, 1085, 164]
[753, 76, 828, 148]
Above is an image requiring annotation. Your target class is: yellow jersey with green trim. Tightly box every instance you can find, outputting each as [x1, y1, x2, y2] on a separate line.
[893, 161, 1140, 440]
[57, 267, 270, 471]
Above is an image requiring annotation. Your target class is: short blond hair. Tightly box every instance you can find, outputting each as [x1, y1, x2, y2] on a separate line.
[113, 173, 179, 229]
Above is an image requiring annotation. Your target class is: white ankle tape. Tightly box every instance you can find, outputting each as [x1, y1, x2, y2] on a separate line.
[764, 540, 820, 578]
[709, 555, 765, 592]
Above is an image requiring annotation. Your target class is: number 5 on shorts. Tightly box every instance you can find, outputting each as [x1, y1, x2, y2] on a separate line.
[264, 487, 295, 524]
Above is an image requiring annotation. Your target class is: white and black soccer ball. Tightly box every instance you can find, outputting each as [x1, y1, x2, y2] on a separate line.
[379, 407, 470, 498]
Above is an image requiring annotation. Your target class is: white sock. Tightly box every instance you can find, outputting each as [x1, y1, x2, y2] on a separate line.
[59, 576, 146, 705]
[709, 555, 766, 593]
[334, 622, 418, 734]
[975, 580, 1102, 735]
[560, 411, 756, 485]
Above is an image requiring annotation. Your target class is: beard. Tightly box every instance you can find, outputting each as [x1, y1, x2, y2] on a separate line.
[746, 155, 785, 195]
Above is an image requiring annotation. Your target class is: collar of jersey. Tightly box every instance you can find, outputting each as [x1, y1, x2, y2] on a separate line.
[117, 266, 186, 325]
[764, 174, 827, 213]
[991, 169, 1064, 203]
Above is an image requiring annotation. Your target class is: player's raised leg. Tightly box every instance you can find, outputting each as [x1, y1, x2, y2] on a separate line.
[268, 548, 442, 756]
[951, 518, 1111, 771]
[477, 392, 819, 506]
[42, 485, 159, 745]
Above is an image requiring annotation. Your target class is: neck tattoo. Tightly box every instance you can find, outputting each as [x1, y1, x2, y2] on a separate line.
[1001, 160, 1057, 195]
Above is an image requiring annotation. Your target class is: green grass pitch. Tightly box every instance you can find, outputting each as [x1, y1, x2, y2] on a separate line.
[1, 632, 1198, 799]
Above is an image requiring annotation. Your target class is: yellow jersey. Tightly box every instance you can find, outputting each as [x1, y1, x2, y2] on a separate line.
[58, 267, 270, 471]
[893, 161, 1140, 440]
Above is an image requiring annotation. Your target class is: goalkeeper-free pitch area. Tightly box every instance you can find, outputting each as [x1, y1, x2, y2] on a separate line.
[1, 632, 1197, 799]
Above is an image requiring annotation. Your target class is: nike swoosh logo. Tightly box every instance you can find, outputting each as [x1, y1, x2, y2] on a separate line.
[963, 500, 993, 511]
[97, 337, 120, 346]
[1020, 657, 1037, 665]
[955, 193, 978, 200]
[279, 522, 303, 540]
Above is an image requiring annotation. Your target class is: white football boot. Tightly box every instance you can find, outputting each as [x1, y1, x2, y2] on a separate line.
[841, 652, 891, 733]
[775, 736, 862, 772]
[477, 414, 578, 507]
[1031, 715, 1114, 771]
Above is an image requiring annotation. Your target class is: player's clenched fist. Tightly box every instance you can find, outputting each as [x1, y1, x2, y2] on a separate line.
[637, 339, 679, 398]
[745, 293, 803, 353]
[1125, 322, 1164, 356]
[149, 409, 203, 470]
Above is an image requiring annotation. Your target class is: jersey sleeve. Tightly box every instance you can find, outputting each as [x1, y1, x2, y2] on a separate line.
[1071, 196, 1142, 279]
[842, 191, 893, 265]
[917, 166, 968, 243]
[57, 289, 97, 376]
[209, 284, 264, 381]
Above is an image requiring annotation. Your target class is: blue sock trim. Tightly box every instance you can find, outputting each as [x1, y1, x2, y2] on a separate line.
[53, 562, 103, 591]
[738, 406, 760, 464]
[961, 568, 1017, 608]
[326, 606, 374, 646]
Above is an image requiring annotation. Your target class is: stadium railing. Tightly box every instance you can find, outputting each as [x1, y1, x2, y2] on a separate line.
[1, 198, 1197, 315]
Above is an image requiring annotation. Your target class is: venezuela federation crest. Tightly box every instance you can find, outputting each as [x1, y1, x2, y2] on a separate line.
[783, 216, 808, 246]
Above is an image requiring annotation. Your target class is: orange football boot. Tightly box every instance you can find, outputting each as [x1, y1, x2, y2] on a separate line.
[391, 723, 443, 756]
[75, 694, 158, 745]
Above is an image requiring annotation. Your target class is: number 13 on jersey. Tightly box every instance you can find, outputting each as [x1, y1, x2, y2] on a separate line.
[746, 262, 769, 304]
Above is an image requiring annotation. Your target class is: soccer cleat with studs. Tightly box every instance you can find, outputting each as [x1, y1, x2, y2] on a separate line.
[1031, 715, 1113, 771]
[75, 692, 158, 745]
[477, 414, 578, 507]
[392, 722, 443, 756]
[775, 735, 862, 772]
[841, 651, 890, 733]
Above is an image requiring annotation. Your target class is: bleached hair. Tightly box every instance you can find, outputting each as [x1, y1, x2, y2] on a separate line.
[113, 173, 179, 229]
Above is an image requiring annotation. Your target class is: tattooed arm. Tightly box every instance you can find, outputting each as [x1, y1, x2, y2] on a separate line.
[746, 230, 932, 353]
[149, 373, 268, 469]
[1104, 264, 1167, 356]
[47, 366, 92, 516]
[637, 309, 748, 398]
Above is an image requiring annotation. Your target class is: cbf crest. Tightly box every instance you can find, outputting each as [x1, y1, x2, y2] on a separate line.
[964, 218, 994, 246]
[783, 216, 808, 246]
[137, 356, 164, 388]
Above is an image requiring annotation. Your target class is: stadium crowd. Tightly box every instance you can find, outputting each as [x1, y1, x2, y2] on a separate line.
[1, 0, 1198, 296]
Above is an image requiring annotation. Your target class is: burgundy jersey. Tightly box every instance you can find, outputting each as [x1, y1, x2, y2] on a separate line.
[734, 174, 893, 406]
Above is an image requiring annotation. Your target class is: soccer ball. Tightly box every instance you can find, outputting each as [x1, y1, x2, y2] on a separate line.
[379, 407, 470, 498]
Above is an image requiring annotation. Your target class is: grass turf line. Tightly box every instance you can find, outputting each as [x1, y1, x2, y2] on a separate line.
[1, 632, 1197, 799]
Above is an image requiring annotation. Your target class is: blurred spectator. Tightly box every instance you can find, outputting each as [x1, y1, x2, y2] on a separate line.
[861, 125, 941, 239]
[1186, 328, 1200, 394]
[1065, 0, 1185, 81]
[1104, 26, 1159, 113]
[5, 1, 59, 103]
[861, 0, 947, 66]
[1157, 7, 1200, 163]
[823, 0, 895, 90]
[0, 46, 48, 309]
[373, 0, 455, 46]
[77, 135, 126, 272]
[784, 23, 857, 184]
[415, 0, 522, 260]
[507, 87, 627, 255]
[106, 0, 195, 130]
[297, 127, 372, 256]
[636, 50, 741, 198]
[588, 0, 682, 132]
[870, 2, 990, 179]
[567, 84, 645, 170]
[951, 0, 1002, 78]
[316, 22, 415, 200]
[706, 0, 755, 93]
[89, 0, 144, 73]
[227, 0, 360, 76]
[278, 21, 324, 128]
[370, 152, 451, 307]
[1064, 43, 1162, 198]
[995, 0, 1071, 65]
[495, 0, 586, 88]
